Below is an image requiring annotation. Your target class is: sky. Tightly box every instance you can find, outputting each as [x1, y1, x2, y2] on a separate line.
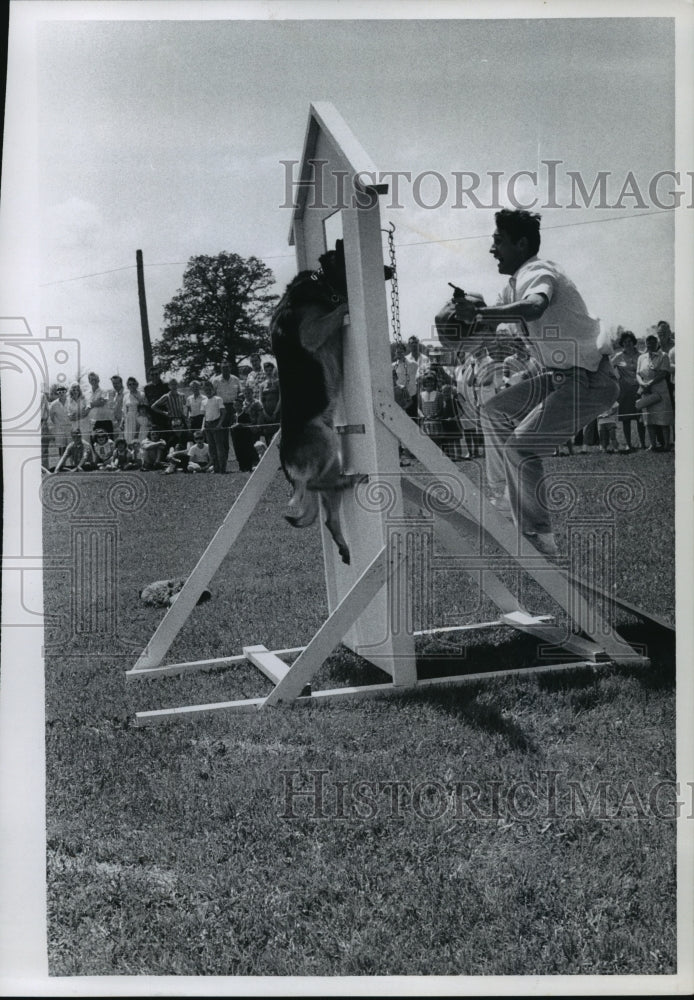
[28, 12, 679, 386]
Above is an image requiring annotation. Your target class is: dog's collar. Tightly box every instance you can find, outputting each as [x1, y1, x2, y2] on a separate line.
[311, 268, 347, 304]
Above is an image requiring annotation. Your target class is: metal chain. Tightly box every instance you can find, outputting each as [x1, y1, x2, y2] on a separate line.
[383, 222, 402, 345]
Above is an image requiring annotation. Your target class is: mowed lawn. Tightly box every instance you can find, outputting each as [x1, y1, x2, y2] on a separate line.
[43, 450, 676, 977]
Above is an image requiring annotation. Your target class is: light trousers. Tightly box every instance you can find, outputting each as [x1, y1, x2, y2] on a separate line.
[480, 356, 619, 535]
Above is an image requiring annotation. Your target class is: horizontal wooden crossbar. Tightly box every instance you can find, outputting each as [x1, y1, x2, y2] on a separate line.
[135, 656, 640, 726]
[126, 619, 556, 682]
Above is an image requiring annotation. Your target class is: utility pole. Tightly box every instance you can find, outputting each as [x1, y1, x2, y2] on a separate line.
[136, 249, 153, 376]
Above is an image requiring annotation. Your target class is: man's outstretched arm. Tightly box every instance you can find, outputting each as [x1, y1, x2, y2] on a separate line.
[459, 292, 549, 326]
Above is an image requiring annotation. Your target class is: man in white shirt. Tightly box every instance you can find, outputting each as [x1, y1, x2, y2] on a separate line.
[86, 371, 114, 440]
[49, 385, 72, 456]
[449, 208, 618, 555]
[212, 360, 241, 464]
[405, 336, 431, 384]
[212, 361, 241, 411]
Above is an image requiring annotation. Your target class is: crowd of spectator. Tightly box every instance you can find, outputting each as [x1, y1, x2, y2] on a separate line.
[391, 324, 676, 461]
[42, 323, 675, 478]
[42, 353, 281, 475]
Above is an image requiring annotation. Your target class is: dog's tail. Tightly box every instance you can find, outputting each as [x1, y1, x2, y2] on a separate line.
[285, 479, 319, 528]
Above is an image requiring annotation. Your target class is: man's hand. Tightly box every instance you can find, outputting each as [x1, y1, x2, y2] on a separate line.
[454, 297, 480, 324]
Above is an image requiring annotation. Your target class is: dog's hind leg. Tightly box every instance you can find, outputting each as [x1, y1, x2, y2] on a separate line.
[321, 490, 351, 565]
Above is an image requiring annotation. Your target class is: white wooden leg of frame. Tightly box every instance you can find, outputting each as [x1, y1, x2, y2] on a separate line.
[402, 478, 614, 663]
[262, 542, 407, 707]
[378, 397, 641, 664]
[130, 434, 280, 673]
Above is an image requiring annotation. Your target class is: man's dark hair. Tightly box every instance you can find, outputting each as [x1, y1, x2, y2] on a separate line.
[495, 209, 542, 255]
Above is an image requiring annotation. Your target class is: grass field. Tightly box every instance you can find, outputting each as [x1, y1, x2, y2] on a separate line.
[42, 449, 676, 977]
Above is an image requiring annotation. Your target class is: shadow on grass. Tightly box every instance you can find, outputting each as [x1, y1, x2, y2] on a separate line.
[614, 622, 675, 690]
[407, 683, 538, 752]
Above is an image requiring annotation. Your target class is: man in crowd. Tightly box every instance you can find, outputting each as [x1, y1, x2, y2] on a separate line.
[48, 384, 71, 460]
[405, 335, 431, 384]
[392, 341, 419, 417]
[150, 376, 188, 450]
[108, 375, 125, 437]
[144, 367, 170, 434]
[212, 360, 241, 462]
[86, 371, 114, 441]
[443, 208, 618, 556]
[54, 428, 96, 472]
[245, 352, 265, 399]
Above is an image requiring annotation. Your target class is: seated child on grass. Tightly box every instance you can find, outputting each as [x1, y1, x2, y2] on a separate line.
[165, 430, 213, 473]
[91, 428, 115, 468]
[106, 438, 140, 470]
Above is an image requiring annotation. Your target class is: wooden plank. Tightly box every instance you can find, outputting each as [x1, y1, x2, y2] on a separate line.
[500, 615, 610, 663]
[502, 610, 552, 627]
[129, 434, 280, 673]
[414, 619, 548, 636]
[402, 478, 608, 662]
[243, 645, 291, 685]
[311, 166, 416, 685]
[567, 572, 675, 632]
[126, 653, 246, 681]
[381, 399, 640, 664]
[402, 475, 522, 617]
[136, 697, 265, 726]
[125, 645, 306, 682]
[263, 543, 407, 706]
[310, 102, 381, 188]
[137, 655, 651, 724]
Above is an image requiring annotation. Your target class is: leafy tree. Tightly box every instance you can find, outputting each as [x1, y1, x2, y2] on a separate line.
[153, 253, 279, 381]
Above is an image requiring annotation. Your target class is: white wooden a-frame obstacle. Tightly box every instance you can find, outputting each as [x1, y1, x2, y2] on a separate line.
[128, 103, 657, 725]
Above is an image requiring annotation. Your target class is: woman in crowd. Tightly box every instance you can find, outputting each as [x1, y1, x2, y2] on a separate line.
[66, 382, 91, 435]
[258, 377, 281, 446]
[418, 370, 447, 451]
[123, 377, 145, 447]
[611, 331, 645, 452]
[636, 334, 674, 451]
